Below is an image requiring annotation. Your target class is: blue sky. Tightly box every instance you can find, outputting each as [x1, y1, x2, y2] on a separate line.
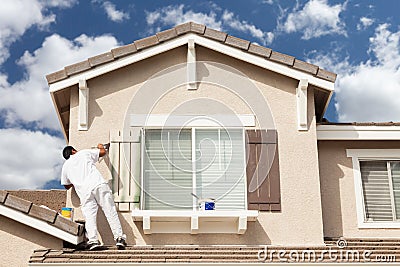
[0, 0, 399, 190]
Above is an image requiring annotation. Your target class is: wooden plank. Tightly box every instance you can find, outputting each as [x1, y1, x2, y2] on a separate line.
[246, 143, 259, 204]
[119, 142, 131, 202]
[268, 144, 281, 205]
[257, 144, 270, 203]
[109, 140, 120, 200]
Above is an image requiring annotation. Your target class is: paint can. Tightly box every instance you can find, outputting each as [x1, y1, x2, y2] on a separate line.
[199, 199, 216, 211]
[61, 207, 74, 220]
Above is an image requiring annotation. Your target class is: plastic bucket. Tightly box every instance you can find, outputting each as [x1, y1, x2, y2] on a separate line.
[61, 207, 73, 220]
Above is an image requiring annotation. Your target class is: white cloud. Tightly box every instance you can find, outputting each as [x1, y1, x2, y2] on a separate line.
[262, 0, 274, 4]
[309, 24, 400, 122]
[357, 17, 374, 30]
[145, 4, 273, 45]
[222, 10, 274, 45]
[102, 1, 130, 22]
[0, 128, 65, 189]
[0, 34, 120, 130]
[278, 0, 347, 40]
[0, 0, 76, 65]
[146, 4, 222, 30]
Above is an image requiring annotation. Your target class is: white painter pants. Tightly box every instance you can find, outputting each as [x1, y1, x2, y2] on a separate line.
[81, 183, 124, 243]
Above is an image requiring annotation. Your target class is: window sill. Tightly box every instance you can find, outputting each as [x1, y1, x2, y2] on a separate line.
[358, 221, 400, 229]
[132, 210, 258, 234]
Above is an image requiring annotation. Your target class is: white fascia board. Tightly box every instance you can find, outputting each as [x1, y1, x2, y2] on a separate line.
[49, 33, 334, 93]
[0, 205, 82, 245]
[317, 125, 400, 140]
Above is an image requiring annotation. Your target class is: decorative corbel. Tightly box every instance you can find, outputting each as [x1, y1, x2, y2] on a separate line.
[78, 79, 89, 131]
[187, 39, 197, 90]
[297, 79, 308, 131]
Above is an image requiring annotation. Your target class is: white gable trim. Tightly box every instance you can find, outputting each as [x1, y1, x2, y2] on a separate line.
[49, 34, 334, 93]
[317, 125, 400, 140]
[0, 205, 83, 244]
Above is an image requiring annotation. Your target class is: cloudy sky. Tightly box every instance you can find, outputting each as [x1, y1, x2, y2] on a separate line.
[0, 0, 399, 190]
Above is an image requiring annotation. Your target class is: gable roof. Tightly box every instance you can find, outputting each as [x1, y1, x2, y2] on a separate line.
[46, 22, 337, 140]
[0, 190, 84, 245]
[46, 22, 337, 86]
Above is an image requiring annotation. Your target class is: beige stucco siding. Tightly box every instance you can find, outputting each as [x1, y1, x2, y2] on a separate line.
[66, 45, 325, 245]
[318, 140, 400, 238]
[0, 216, 62, 267]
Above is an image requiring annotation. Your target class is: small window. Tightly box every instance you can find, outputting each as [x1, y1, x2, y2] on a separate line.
[360, 160, 400, 222]
[143, 128, 246, 210]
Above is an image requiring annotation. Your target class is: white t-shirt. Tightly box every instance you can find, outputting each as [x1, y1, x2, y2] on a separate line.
[61, 149, 107, 203]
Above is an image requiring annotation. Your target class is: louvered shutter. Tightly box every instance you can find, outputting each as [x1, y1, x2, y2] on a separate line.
[195, 129, 246, 210]
[246, 129, 281, 211]
[109, 129, 141, 211]
[360, 161, 393, 221]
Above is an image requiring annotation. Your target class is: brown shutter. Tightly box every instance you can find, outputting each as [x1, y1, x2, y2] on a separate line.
[246, 129, 281, 211]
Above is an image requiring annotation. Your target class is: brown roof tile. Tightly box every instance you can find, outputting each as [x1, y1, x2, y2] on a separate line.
[88, 52, 114, 67]
[156, 28, 178, 42]
[248, 43, 272, 58]
[46, 22, 337, 85]
[53, 214, 81, 235]
[111, 43, 137, 58]
[293, 59, 319, 75]
[65, 60, 91, 76]
[225, 35, 250, 50]
[46, 69, 68, 84]
[190, 22, 206, 34]
[29, 204, 58, 223]
[4, 194, 32, 213]
[175, 22, 191, 35]
[203, 27, 227, 42]
[32, 250, 50, 257]
[316, 68, 337, 82]
[270, 51, 295, 66]
[134, 35, 159, 50]
[0, 190, 7, 203]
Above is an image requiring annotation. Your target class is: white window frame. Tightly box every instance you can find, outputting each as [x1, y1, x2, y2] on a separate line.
[141, 127, 248, 211]
[347, 149, 400, 228]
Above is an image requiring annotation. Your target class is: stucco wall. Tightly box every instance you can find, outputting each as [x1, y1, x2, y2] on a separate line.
[66, 45, 325, 246]
[318, 140, 400, 238]
[0, 216, 62, 267]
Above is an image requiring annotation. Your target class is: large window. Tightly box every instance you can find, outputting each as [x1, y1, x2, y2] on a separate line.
[143, 128, 246, 210]
[361, 161, 400, 222]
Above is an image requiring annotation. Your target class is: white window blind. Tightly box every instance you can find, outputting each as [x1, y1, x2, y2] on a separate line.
[143, 128, 246, 210]
[144, 129, 193, 210]
[360, 161, 400, 222]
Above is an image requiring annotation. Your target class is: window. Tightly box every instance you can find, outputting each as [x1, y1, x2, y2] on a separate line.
[360, 161, 400, 221]
[347, 149, 400, 228]
[143, 128, 246, 210]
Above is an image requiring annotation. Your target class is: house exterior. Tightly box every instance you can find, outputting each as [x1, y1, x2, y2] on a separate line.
[45, 22, 400, 247]
[2, 21, 400, 266]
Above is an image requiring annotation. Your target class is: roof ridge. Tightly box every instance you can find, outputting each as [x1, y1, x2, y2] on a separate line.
[46, 21, 337, 84]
